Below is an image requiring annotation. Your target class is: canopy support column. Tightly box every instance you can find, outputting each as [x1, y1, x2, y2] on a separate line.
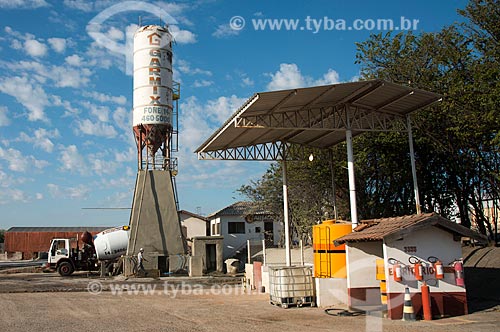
[329, 150, 338, 220]
[407, 115, 422, 214]
[282, 158, 292, 266]
[346, 128, 358, 229]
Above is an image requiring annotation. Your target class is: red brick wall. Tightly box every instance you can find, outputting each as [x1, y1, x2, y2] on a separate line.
[4, 231, 101, 259]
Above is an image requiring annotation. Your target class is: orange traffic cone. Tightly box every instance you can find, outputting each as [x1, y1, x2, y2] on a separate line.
[402, 287, 416, 321]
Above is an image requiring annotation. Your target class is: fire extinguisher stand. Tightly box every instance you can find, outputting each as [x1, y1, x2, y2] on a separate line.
[421, 282, 432, 320]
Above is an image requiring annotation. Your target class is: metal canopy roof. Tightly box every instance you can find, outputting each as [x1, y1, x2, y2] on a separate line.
[196, 79, 442, 160]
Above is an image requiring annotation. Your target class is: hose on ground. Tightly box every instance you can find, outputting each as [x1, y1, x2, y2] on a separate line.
[324, 308, 364, 316]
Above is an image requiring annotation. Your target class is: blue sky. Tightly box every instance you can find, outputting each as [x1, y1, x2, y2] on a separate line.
[0, 0, 468, 228]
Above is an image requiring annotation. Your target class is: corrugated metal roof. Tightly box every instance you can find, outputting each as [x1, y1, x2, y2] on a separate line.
[208, 201, 270, 218]
[7, 226, 110, 232]
[196, 79, 442, 157]
[334, 213, 487, 245]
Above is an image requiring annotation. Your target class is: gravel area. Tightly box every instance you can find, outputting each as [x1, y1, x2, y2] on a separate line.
[0, 272, 499, 332]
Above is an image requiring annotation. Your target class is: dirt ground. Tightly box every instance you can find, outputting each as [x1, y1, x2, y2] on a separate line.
[0, 273, 499, 332]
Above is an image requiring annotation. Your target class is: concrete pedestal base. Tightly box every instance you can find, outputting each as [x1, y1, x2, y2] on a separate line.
[314, 277, 348, 307]
[189, 256, 203, 277]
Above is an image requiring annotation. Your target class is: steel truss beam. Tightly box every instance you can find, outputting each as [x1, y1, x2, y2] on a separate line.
[197, 141, 324, 161]
[235, 103, 408, 132]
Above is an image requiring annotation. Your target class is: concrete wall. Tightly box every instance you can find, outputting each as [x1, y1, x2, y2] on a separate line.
[346, 241, 383, 308]
[192, 236, 224, 273]
[179, 214, 207, 239]
[347, 241, 383, 289]
[383, 226, 463, 293]
[383, 226, 466, 319]
[210, 215, 281, 259]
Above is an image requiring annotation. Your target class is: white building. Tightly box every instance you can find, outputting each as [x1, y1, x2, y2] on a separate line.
[178, 210, 209, 254]
[208, 201, 281, 259]
[179, 210, 209, 240]
[334, 213, 487, 320]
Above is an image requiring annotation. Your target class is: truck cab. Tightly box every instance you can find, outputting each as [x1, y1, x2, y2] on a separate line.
[48, 238, 98, 276]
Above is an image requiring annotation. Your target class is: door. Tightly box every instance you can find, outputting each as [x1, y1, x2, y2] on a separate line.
[264, 222, 274, 245]
[49, 239, 69, 265]
[206, 243, 216, 272]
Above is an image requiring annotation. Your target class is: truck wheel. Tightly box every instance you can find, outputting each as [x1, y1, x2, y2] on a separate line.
[58, 262, 74, 276]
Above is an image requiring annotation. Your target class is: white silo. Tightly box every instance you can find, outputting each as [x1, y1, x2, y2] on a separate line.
[133, 25, 174, 168]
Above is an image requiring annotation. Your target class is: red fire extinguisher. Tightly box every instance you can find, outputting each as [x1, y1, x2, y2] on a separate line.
[393, 262, 402, 282]
[414, 262, 423, 281]
[434, 260, 444, 280]
[453, 260, 465, 287]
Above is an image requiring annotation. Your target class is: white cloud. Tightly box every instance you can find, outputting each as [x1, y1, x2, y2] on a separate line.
[155, 2, 187, 16]
[82, 91, 127, 105]
[114, 146, 135, 163]
[58, 145, 86, 174]
[106, 27, 124, 41]
[90, 105, 111, 122]
[192, 79, 214, 88]
[0, 147, 49, 172]
[315, 68, 341, 85]
[242, 77, 254, 87]
[89, 157, 118, 175]
[47, 183, 90, 200]
[267, 63, 305, 91]
[0, 75, 49, 122]
[52, 95, 79, 116]
[24, 39, 48, 57]
[4, 60, 92, 88]
[51, 66, 92, 88]
[10, 39, 23, 50]
[48, 37, 66, 53]
[35, 193, 43, 200]
[169, 25, 196, 44]
[65, 54, 83, 66]
[0, 188, 28, 204]
[267, 63, 341, 90]
[0, 0, 49, 9]
[66, 185, 90, 199]
[0, 106, 10, 126]
[0, 169, 29, 188]
[17, 128, 60, 153]
[179, 95, 246, 152]
[112, 106, 130, 132]
[205, 95, 247, 124]
[235, 71, 254, 87]
[212, 24, 240, 38]
[62, 0, 92, 12]
[75, 119, 118, 138]
[176, 59, 212, 76]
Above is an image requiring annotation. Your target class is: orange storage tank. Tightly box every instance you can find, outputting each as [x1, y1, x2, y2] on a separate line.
[313, 220, 352, 278]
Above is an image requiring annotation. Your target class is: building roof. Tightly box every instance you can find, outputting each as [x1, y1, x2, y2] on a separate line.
[208, 201, 271, 219]
[6, 227, 110, 233]
[334, 213, 488, 245]
[196, 79, 442, 160]
[178, 210, 209, 222]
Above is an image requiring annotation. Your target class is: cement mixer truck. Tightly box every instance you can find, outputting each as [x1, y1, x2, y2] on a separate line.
[47, 226, 130, 276]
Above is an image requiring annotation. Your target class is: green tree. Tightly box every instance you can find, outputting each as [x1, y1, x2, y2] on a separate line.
[239, 0, 499, 239]
[355, 0, 499, 235]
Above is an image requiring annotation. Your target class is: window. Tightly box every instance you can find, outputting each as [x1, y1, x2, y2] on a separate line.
[228, 222, 245, 234]
[255, 227, 261, 233]
[211, 222, 221, 236]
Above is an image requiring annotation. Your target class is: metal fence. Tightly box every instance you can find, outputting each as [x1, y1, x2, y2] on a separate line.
[247, 239, 310, 266]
